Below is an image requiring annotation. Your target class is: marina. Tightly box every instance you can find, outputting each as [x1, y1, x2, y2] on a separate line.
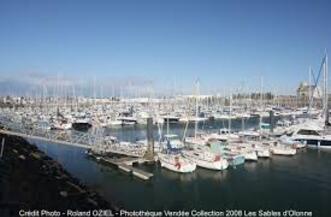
[0, 53, 330, 215]
[22, 121, 331, 216]
[1, 0, 331, 216]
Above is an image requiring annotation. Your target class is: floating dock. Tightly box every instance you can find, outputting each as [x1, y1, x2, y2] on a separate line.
[100, 157, 153, 180]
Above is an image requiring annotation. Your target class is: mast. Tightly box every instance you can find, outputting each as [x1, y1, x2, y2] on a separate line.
[229, 94, 232, 133]
[100, 85, 103, 100]
[44, 84, 48, 114]
[259, 76, 263, 131]
[72, 85, 78, 112]
[56, 73, 60, 116]
[194, 80, 200, 139]
[324, 51, 328, 125]
[308, 66, 312, 110]
[167, 97, 170, 135]
[93, 76, 96, 106]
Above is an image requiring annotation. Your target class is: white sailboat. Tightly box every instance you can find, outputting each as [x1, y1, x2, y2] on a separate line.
[270, 144, 297, 156]
[227, 143, 258, 161]
[182, 145, 228, 170]
[158, 153, 196, 173]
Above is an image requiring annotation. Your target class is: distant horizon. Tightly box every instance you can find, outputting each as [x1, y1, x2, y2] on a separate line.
[0, 88, 310, 98]
[0, 0, 330, 96]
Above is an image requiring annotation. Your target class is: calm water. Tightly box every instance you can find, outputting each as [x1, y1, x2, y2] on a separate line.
[32, 119, 331, 216]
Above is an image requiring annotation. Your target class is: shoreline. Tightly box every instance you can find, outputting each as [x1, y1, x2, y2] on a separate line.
[0, 132, 117, 216]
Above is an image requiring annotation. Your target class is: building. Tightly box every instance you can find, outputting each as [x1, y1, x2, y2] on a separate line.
[296, 81, 321, 107]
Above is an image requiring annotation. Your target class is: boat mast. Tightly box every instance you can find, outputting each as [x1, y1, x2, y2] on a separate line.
[93, 76, 96, 106]
[167, 97, 170, 135]
[308, 66, 312, 110]
[324, 51, 328, 125]
[195, 80, 200, 139]
[229, 93, 232, 133]
[259, 76, 263, 131]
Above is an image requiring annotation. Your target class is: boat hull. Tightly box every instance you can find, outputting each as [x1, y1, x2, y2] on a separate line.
[158, 154, 196, 173]
[271, 147, 296, 156]
[182, 153, 228, 170]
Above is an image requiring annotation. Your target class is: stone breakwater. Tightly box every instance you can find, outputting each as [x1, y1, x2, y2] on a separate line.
[0, 132, 117, 216]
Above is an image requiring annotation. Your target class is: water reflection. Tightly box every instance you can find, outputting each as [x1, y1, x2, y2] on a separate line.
[243, 161, 259, 171]
[102, 118, 262, 142]
[159, 166, 198, 182]
[196, 168, 229, 182]
[28, 119, 331, 215]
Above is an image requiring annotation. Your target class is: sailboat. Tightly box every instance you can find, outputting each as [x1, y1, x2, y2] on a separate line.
[226, 143, 258, 161]
[158, 135, 196, 173]
[182, 80, 205, 145]
[288, 52, 331, 149]
[158, 152, 196, 173]
[157, 116, 196, 173]
[207, 141, 246, 167]
[182, 145, 228, 170]
[270, 143, 297, 156]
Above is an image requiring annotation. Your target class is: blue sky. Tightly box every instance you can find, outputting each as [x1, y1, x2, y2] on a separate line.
[0, 0, 330, 96]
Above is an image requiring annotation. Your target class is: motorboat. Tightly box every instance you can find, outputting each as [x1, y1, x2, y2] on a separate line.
[279, 135, 306, 149]
[288, 120, 331, 149]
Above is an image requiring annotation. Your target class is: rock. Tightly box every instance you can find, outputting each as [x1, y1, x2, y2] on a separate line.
[60, 191, 68, 197]
[18, 155, 26, 160]
[31, 152, 41, 159]
[87, 198, 98, 207]
[66, 181, 86, 194]
[0, 133, 113, 210]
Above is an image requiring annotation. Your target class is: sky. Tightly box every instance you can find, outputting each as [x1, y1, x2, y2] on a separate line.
[0, 0, 330, 96]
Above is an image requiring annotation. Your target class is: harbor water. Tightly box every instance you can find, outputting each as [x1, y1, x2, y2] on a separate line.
[32, 118, 331, 216]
